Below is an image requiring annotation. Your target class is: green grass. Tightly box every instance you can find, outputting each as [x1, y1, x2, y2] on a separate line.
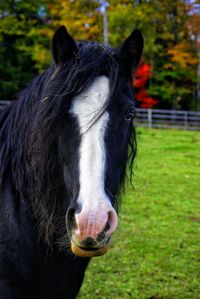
[78, 128, 200, 299]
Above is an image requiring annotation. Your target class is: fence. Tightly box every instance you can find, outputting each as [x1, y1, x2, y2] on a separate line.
[135, 108, 200, 131]
[0, 101, 200, 131]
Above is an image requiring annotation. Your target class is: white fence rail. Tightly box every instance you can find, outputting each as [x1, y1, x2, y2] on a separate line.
[135, 108, 200, 131]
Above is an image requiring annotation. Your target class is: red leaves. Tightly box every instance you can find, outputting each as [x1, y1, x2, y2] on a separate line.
[134, 62, 158, 109]
[134, 63, 152, 88]
[135, 89, 158, 109]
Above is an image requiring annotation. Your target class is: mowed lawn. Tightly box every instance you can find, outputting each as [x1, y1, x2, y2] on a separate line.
[78, 127, 200, 299]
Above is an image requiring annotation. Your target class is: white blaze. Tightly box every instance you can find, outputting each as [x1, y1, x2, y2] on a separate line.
[70, 76, 110, 209]
[70, 76, 118, 239]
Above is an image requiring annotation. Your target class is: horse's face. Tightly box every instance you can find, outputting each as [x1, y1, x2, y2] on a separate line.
[54, 26, 143, 257]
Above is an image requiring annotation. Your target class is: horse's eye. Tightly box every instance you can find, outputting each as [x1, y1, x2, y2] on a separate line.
[125, 108, 135, 121]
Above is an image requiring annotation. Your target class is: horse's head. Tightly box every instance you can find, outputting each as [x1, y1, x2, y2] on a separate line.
[51, 26, 143, 257]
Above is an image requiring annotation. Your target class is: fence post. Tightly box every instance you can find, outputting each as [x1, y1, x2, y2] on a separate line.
[184, 112, 188, 130]
[148, 109, 152, 128]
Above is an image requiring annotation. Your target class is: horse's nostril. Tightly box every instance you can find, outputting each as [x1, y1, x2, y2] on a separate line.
[68, 208, 75, 222]
[66, 207, 77, 232]
[97, 232, 105, 242]
[103, 209, 118, 236]
[103, 221, 110, 233]
[96, 220, 110, 242]
[97, 219, 112, 242]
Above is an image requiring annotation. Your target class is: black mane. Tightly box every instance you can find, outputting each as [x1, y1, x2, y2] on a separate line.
[0, 40, 136, 242]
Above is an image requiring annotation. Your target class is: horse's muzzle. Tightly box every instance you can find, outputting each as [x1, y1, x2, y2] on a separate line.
[66, 202, 118, 257]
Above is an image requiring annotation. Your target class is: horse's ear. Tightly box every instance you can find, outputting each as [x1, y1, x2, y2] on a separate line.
[118, 29, 143, 78]
[52, 26, 78, 65]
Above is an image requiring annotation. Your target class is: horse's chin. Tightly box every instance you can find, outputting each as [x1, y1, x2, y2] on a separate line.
[71, 242, 108, 257]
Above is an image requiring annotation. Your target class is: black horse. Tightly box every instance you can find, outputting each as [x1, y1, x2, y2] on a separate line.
[0, 26, 143, 298]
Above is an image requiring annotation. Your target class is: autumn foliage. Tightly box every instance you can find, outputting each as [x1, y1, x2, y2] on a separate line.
[134, 63, 158, 109]
[0, 0, 199, 110]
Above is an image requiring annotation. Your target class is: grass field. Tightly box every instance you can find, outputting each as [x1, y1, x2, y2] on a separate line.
[78, 127, 200, 299]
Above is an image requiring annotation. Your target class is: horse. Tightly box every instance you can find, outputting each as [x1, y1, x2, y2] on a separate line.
[0, 26, 143, 298]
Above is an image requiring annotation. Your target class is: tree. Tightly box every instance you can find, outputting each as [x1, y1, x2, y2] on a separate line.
[107, 0, 199, 110]
[0, 0, 199, 110]
[0, 0, 102, 100]
[146, 0, 199, 110]
[134, 62, 158, 108]
[0, 0, 51, 99]
[47, 1, 101, 41]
